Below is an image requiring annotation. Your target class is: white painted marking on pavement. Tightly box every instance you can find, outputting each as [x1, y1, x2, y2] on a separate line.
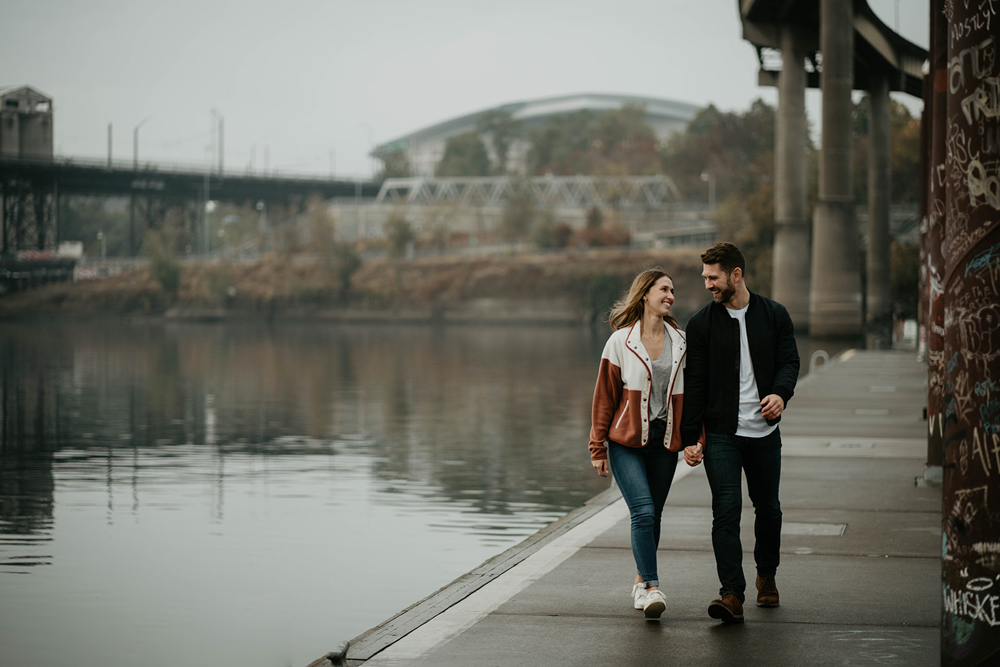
[364, 463, 698, 666]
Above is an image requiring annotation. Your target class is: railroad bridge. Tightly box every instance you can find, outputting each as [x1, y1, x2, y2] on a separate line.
[0, 86, 378, 256]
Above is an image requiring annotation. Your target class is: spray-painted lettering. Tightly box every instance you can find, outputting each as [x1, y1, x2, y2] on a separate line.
[966, 241, 1000, 276]
[963, 77, 1000, 126]
[967, 158, 1000, 210]
[975, 379, 1000, 396]
[969, 425, 1000, 475]
[956, 371, 976, 421]
[951, 38, 996, 94]
[944, 585, 1000, 627]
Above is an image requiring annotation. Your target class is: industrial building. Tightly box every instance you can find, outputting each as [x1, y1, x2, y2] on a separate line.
[0, 85, 53, 159]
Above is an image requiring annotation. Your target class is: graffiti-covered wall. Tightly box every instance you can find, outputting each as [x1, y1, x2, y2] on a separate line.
[933, 0, 1000, 663]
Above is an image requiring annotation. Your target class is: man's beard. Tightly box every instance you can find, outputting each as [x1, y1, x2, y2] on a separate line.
[714, 281, 736, 304]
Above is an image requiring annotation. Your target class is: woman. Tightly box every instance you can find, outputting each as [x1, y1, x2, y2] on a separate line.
[589, 268, 687, 620]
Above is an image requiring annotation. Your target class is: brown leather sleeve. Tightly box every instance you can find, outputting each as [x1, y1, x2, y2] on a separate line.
[589, 358, 622, 460]
[667, 393, 684, 451]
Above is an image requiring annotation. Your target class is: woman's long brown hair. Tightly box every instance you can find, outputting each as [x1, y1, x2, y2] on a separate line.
[608, 267, 679, 331]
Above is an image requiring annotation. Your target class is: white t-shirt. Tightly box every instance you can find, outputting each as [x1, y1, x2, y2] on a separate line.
[726, 305, 777, 438]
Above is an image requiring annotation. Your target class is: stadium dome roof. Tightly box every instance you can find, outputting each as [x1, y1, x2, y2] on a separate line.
[374, 92, 702, 156]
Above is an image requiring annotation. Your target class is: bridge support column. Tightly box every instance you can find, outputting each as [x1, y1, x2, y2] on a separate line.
[809, 0, 862, 336]
[866, 69, 892, 340]
[772, 25, 810, 332]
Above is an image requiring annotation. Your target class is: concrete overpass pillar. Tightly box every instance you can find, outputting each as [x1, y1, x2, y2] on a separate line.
[865, 69, 892, 338]
[772, 26, 810, 332]
[810, 0, 862, 336]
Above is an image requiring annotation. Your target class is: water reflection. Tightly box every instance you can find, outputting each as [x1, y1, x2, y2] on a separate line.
[3, 323, 606, 503]
[0, 321, 614, 667]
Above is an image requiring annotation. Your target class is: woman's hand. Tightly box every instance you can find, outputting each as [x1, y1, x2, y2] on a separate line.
[684, 443, 704, 467]
[592, 459, 609, 477]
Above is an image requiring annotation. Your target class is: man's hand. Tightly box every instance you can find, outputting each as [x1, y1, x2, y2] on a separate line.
[760, 394, 785, 420]
[592, 459, 609, 477]
[684, 443, 704, 467]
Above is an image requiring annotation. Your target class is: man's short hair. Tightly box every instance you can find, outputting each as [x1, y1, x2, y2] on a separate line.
[701, 242, 746, 277]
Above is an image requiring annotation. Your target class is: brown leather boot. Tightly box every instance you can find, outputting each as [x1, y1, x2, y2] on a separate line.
[756, 575, 779, 608]
[708, 593, 744, 623]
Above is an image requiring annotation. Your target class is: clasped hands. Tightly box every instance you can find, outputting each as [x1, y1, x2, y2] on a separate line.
[683, 394, 784, 468]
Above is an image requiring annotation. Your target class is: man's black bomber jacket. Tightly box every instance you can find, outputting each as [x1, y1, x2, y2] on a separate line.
[679, 291, 800, 448]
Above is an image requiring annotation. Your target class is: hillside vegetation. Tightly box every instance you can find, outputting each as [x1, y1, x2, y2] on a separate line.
[0, 249, 714, 325]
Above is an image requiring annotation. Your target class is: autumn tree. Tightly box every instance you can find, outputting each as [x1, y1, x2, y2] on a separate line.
[852, 98, 922, 205]
[659, 99, 779, 294]
[383, 210, 415, 258]
[476, 109, 521, 175]
[436, 131, 491, 177]
[659, 100, 777, 205]
[526, 103, 661, 176]
[498, 180, 536, 243]
[378, 150, 412, 179]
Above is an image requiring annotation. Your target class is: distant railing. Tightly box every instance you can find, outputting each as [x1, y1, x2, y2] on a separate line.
[375, 175, 682, 210]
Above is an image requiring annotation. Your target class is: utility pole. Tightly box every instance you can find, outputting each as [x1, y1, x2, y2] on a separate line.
[203, 173, 211, 254]
[219, 115, 224, 174]
[107, 123, 112, 167]
[210, 109, 224, 175]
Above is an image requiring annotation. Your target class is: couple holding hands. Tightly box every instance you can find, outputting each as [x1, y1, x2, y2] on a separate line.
[588, 242, 800, 623]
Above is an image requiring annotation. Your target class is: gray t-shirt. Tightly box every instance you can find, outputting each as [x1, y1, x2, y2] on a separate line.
[647, 339, 673, 422]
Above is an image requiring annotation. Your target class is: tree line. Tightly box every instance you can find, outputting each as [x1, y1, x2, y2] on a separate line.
[377, 96, 921, 313]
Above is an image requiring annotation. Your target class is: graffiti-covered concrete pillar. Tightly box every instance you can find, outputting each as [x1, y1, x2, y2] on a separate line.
[925, 0, 948, 481]
[939, 0, 1000, 662]
[772, 25, 811, 332]
[810, 0, 862, 336]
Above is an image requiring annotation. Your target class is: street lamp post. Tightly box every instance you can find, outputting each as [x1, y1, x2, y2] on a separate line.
[133, 117, 151, 170]
[204, 199, 216, 254]
[700, 171, 716, 212]
[256, 200, 267, 235]
[96, 231, 106, 260]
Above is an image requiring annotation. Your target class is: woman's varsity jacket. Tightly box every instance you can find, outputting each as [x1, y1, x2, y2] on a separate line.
[589, 320, 687, 460]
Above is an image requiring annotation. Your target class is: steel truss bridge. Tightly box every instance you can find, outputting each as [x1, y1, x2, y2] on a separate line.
[0, 156, 380, 255]
[374, 175, 681, 210]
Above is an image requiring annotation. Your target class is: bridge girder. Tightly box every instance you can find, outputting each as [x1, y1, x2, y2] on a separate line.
[1, 177, 56, 253]
[0, 156, 381, 255]
[740, 0, 927, 97]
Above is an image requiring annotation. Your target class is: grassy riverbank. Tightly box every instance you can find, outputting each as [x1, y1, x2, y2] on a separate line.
[0, 249, 711, 324]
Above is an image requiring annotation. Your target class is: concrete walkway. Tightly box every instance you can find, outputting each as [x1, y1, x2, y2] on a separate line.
[331, 349, 940, 667]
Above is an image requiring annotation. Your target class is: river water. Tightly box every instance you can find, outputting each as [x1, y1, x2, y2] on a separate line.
[0, 320, 848, 667]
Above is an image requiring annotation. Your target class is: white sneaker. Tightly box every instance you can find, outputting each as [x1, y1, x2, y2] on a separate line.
[631, 582, 647, 610]
[643, 588, 666, 619]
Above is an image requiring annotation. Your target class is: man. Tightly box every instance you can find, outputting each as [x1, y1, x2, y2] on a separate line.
[681, 242, 799, 624]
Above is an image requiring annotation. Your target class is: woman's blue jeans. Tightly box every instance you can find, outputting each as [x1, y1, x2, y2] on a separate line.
[607, 420, 678, 588]
[703, 427, 783, 602]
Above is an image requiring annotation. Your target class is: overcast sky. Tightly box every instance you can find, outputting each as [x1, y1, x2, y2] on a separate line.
[2, 0, 928, 179]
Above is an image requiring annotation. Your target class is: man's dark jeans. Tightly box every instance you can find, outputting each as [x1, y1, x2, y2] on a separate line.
[703, 428, 782, 602]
